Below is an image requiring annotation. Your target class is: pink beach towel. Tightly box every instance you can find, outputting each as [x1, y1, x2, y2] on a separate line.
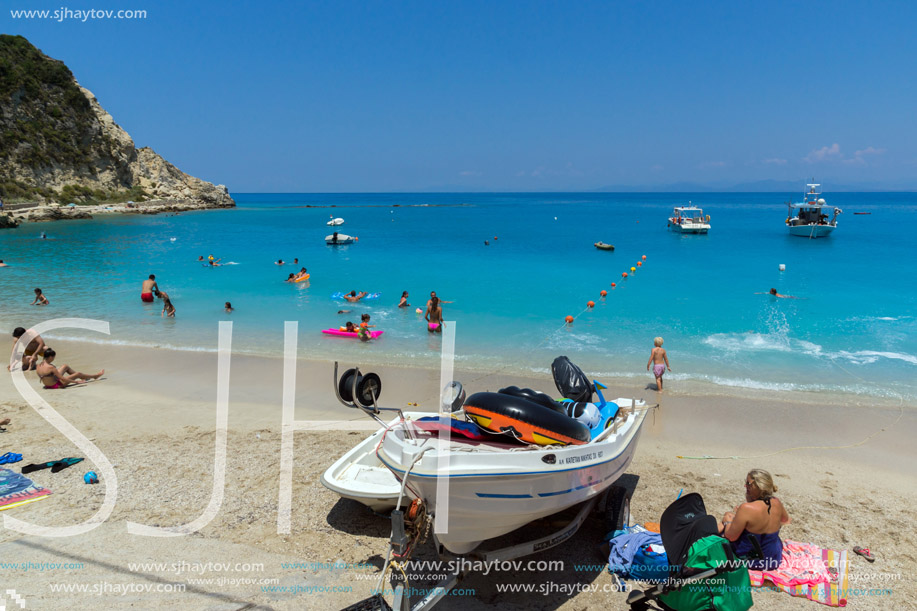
[748, 540, 849, 607]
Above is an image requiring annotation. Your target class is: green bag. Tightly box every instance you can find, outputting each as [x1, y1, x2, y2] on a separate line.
[658, 535, 753, 611]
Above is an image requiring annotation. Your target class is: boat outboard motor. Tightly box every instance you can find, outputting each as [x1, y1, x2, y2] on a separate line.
[551, 356, 595, 403]
[441, 381, 466, 413]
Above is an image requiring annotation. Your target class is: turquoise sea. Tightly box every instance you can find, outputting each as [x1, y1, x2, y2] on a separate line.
[1, 192, 916, 401]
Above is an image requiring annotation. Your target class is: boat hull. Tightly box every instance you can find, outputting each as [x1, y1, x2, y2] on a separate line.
[787, 224, 836, 238]
[668, 222, 710, 234]
[320, 426, 411, 511]
[377, 404, 647, 554]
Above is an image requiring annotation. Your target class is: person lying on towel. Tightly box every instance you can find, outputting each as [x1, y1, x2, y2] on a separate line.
[718, 469, 791, 570]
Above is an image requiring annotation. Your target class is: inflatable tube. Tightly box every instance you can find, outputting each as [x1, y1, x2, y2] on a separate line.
[322, 328, 384, 339]
[463, 391, 590, 446]
[498, 386, 564, 413]
[294, 274, 311, 283]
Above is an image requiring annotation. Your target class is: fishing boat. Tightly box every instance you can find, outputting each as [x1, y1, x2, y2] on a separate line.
[325, 232, 355, 245]
[594, 241, 615, 251]
[668, 204, 711, 234]
[786, 182, 841, 238]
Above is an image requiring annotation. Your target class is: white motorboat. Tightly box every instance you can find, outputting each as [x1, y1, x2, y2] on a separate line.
[325, 232, 355, 245]
[786, 182, 841, 238]
[327, 216, 345, 226]
[668, 204, 711, 234]
[321, 362, 649, 555]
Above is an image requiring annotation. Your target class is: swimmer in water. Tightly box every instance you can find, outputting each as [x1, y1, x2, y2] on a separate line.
[31, 288, 49, 306]
[225, 302, 234, 313]
[757, 288, 798, 299]
[344, 291, 367, 303]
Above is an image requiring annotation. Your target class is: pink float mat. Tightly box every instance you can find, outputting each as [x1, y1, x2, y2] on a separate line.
[748, 540, 849, 607]
[321, 328, 384, 339]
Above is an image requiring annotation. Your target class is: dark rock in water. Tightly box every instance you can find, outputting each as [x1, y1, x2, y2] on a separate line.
[0, 213, 21, 228]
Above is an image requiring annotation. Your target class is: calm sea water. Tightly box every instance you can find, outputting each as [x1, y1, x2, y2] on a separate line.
[2, 192, 915, 401]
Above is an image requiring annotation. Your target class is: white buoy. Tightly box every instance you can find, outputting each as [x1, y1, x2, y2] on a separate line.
[779, 264, 786, 271]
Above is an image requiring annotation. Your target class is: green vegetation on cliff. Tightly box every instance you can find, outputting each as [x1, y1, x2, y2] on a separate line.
[0, 35, 96, 169]
[0, 35, 140, 203]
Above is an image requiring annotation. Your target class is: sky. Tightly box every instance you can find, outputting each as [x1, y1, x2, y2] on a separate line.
[4, 0, 917, 191]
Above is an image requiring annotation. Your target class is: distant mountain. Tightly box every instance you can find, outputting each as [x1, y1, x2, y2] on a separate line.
[594, 179, 913, 192]
[0, 34, 233, 207]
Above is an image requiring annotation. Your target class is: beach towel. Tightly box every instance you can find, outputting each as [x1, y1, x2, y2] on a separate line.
[748, 539, 849, 607]
[0, 468, 52, 511]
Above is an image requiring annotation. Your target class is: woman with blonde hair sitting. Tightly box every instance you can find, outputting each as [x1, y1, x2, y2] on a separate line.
[719, 469, 791, 570]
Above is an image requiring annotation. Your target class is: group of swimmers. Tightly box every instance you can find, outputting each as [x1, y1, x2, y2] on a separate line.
[285, 267, 309, 282]
[198, 254, 222, 267]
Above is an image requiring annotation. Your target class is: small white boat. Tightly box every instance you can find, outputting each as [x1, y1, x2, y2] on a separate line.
[786, 182, 841, 238]
[321, 362, 649, 555]
[325, 232, 355, 245]
[327, 216, 345, 226]
[668, 204, 711, 234]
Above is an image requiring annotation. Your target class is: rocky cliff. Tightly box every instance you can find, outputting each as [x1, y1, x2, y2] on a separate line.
[0, 34, 233, 210]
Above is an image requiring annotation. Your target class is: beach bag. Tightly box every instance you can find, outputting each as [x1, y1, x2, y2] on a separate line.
[631, 543, 670, 583]
[658, 535, 753, 611]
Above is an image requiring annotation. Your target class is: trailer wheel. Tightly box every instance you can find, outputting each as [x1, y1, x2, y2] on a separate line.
[603, 485, 632, 534]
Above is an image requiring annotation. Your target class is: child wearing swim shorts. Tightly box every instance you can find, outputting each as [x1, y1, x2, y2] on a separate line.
[646, 337, 671, 391]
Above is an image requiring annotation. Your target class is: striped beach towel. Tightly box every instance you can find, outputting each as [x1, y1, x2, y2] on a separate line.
[748, 540, 849, 606]
[0, 467, 52, 511]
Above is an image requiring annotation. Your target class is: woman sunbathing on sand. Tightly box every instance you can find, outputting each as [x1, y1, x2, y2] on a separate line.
[718, 469, 791, 571]
[36, 349, 104, 389]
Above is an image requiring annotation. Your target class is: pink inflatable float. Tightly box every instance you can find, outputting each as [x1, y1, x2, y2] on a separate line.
[321, 328, 385, 339]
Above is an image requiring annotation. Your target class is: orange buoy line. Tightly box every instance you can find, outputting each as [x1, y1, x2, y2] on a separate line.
[564, 254, 648, 324]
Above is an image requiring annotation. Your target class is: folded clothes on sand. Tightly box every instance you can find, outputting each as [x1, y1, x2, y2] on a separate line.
[748, 540, 849, 607]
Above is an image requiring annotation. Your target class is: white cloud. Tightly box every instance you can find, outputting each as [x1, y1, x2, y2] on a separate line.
[804, 143, 842, 163]
[841, 146, 886, 165]
[763, 158, 787, 165]
[459, 170, 482, 177]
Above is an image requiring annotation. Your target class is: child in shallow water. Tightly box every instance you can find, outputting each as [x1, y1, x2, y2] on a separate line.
[358, 314, 374, 341]
[646, 336, 670, 391]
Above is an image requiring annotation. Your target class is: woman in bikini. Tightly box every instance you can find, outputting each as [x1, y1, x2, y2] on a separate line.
[718, 469, 791, 570]
[36, 349, 104, 389]
[425, 296, 444, 333]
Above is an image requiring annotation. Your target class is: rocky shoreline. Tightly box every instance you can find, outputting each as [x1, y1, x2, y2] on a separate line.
[1, 196, 234, 228]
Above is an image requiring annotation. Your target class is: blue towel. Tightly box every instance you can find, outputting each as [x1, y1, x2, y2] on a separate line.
[607, 530, 663, 576]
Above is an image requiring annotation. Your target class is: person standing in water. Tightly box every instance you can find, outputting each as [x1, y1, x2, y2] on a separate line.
[425, 296, 444, 333]
[646, 336, 671, 391]
[31, 288, 49, 306]
[141, 275, 159, 303]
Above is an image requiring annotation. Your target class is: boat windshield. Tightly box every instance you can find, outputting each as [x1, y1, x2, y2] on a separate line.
[673, 208, 704, 221]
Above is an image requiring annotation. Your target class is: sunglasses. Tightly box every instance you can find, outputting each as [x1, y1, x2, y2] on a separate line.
[744, 480, 754, 488]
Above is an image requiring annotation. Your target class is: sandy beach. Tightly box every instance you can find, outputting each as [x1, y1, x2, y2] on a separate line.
[0, 339, 914, 610]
